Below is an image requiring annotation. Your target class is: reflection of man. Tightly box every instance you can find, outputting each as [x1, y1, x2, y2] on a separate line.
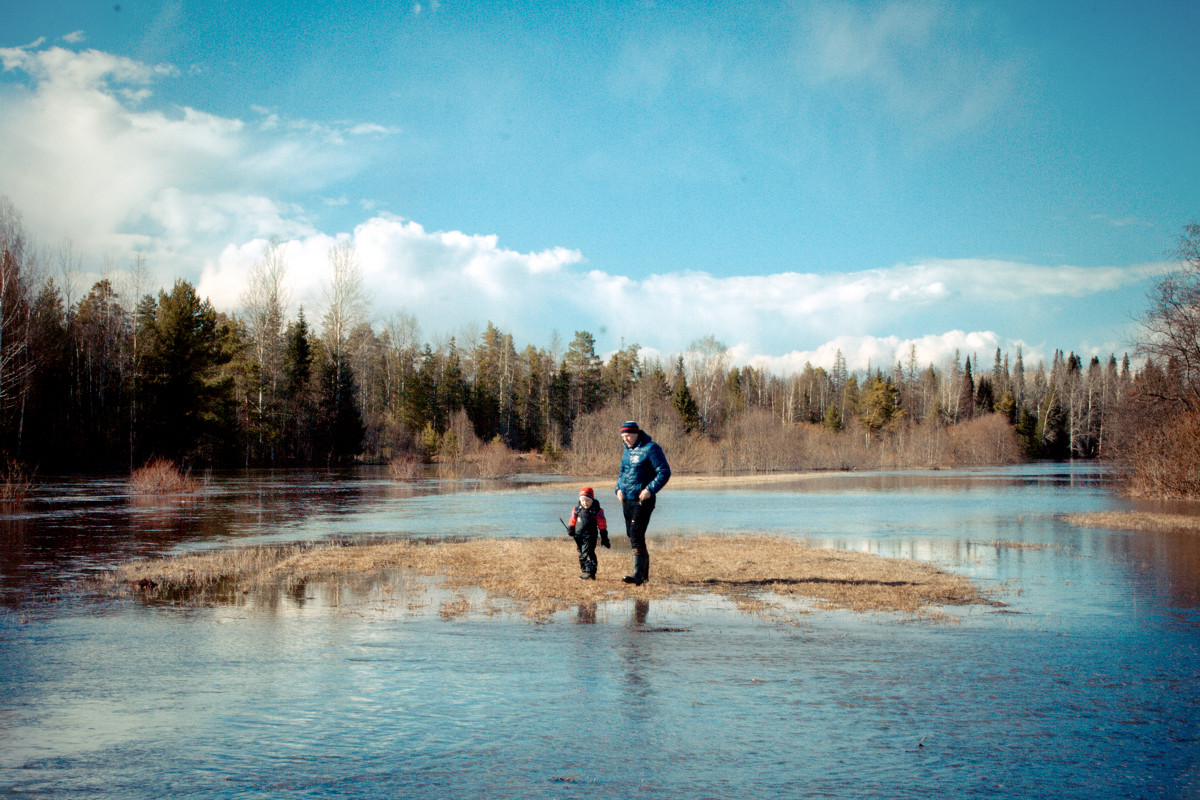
[614, 421, 671, 586]
[631, 597, 649, 629]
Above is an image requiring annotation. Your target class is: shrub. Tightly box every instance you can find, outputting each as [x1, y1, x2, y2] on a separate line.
[129, 458, 202, 495]
[1123, 407, 1200, 499]
[388, 455, 424, 481]
[476, 437, 518, 478]
[946, 414, 1024, 467]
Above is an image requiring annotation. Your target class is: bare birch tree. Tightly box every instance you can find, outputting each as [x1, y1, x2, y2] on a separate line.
[321, 239, 370, 420]
[684, 334, 730, 432]
[1137, 221, 1200, 410]
[241, 240, 292, 457]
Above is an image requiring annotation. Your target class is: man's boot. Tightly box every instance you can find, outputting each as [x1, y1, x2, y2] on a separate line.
[623, 549, 648, 585]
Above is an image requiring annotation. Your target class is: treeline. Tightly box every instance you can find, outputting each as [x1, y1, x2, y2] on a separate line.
[0, 195, 1150, 476]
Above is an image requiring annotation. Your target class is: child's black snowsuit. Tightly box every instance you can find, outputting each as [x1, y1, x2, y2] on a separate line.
[568, 501, 609, 578]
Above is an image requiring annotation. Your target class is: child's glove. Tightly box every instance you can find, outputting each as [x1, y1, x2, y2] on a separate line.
[600, 534, 611, 549]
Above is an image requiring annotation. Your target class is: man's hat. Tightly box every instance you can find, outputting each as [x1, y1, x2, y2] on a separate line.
[619, 421, 641, 434]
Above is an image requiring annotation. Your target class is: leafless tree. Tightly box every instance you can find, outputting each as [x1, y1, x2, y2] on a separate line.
[119, 252, 154, 467]
[321, 239, 370, 404]
[383, 311, 421, 415]
[241, 240, 292, 435]
[1137, 221, 1200, 410]
[0, 198, 33, 443]
[684, 334, 729, 432]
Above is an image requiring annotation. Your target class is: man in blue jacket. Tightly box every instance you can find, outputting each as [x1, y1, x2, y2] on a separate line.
[614, 420, 671, 586]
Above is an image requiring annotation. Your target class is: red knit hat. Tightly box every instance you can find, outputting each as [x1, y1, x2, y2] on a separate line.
[579, 487, 594, 498]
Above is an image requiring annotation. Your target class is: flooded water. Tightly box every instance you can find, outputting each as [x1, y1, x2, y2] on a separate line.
[2, 464, 1199, 798]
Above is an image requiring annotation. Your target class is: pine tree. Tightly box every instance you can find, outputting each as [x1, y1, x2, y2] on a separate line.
[673, 373, 701, 433]
[139, 279, 232, 464]
[860, 376, 901, 437]
[281, 310, 313, 463]
[958, 356, 975, 421]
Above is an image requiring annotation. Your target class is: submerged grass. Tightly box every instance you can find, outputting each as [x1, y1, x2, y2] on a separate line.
[1064, 510, 1200, 533]
[102, 535, 991, 619]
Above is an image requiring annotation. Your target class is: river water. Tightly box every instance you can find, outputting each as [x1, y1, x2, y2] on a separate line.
[1, 463, 1198, 798]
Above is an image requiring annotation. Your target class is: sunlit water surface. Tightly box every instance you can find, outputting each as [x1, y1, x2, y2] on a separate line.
[2, 463, 1199, 798]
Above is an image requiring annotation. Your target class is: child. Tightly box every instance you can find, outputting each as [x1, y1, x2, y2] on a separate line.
[567, 487, 610, 580]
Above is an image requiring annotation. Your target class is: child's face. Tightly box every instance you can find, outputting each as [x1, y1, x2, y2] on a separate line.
[579, 495, 593, 508]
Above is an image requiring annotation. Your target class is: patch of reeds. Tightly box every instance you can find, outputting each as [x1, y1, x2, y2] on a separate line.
[101, 535, 992, 620]
[0, 458, 35, 502]
[1064, 511, 1200, 533]
[128, 458, 203, 495]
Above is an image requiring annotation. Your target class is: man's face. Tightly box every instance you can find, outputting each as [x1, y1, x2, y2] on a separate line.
[621, 432, 638, 448]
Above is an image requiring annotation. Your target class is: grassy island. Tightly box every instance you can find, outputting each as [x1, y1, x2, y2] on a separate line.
[105, 535, 992, 621]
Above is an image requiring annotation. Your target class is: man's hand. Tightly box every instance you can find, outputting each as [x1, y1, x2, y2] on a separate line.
[638, 488, 653, 502]
[616, 489, 625, 502]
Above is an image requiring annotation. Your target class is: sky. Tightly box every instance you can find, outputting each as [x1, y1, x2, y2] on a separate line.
[1, 0, 1197, 374]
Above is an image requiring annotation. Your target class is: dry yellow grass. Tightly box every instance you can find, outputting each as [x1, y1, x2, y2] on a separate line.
[1065, 511, 1200, 533]
[105, 535, 989, 619]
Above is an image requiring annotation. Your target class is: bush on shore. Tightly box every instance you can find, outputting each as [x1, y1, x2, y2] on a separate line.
[1119, 407, 1200, 499]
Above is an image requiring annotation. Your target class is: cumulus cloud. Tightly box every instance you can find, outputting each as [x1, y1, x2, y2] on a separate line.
[0, 41, 387, 283]
[197, 213, 1151, 372]
[197, 216, 585, 336]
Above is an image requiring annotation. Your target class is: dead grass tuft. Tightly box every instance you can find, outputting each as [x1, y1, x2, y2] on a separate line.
[1064, 511, 1200, 533]
[129, 458, 203, 495]
[100, 535, 990, 620]
[0, 458, 35, 502]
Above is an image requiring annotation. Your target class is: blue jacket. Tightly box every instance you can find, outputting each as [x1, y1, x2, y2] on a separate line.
[615, 432, 671, 498]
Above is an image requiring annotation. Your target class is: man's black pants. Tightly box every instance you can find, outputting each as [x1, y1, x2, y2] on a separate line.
[622, 495, 655, 581]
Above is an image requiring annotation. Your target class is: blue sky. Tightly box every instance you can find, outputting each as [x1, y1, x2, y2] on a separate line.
[1, 0, 1197, 372]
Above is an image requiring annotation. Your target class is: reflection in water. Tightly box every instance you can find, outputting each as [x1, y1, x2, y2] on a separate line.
[631, 596, 649, 629]
[575, 602, 596, 624]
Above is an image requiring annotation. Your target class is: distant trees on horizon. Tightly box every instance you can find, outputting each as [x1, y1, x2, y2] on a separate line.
[0, 195, 1192, 496]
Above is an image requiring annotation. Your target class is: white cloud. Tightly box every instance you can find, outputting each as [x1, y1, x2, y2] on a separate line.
[197, 216, 585, 333]
[746, 331, 1039, 375]
[196, 213, 1148, 374]
[0, 42, 387, 287]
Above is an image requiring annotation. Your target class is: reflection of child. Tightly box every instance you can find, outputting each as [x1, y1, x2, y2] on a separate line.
[567, 487, 610, 580]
